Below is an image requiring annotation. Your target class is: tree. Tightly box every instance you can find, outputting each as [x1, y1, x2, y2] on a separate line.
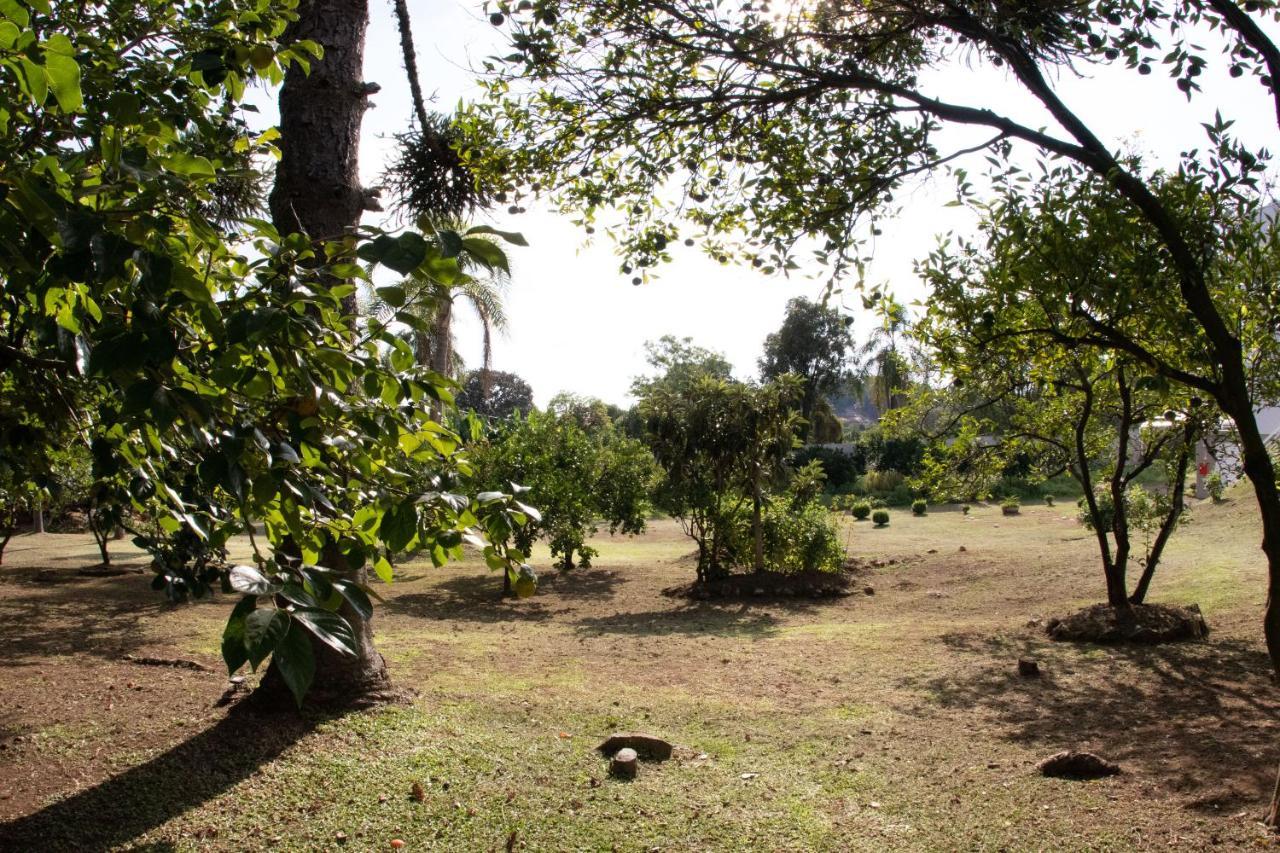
[0, 0, 533, 710]
[462, 4, 1280, 819]
[759, 297, 854, 440]
[639, 375, 802, 579]
[856, 297, 912, 414]
[631, 335, 734, 399]
[455, 370, 535, 420]
[472, 410, 658, 585]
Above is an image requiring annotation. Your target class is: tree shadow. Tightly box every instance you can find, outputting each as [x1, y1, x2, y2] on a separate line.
[534, 566, 627, 601]
[902, 631, 1280, 807]
[0, 576, 226, 666]
[0, 704, 316, 850]
[384, 573, 557, 624]
[574, 603, 783, 639]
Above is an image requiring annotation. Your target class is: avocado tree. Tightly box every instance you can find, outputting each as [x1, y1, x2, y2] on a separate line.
[472, 408, 658, 586]
[0, 0, 533, 709]
[639, 375, 803, 580]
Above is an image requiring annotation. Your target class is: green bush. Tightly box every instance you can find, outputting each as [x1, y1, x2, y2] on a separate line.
[1044, 494, 1055, 507]
[886, 483, 914, 507]
[1001, 497, 1020, 515]
[761, 498, 844, 573]
[1207, 470, 1224, 503]
[872, 509, 890, 527]
[851, 502, 872, 520]
[961, 503, 971, 515]
[860, 469, 905, 493]
[911, 499, 927, 516]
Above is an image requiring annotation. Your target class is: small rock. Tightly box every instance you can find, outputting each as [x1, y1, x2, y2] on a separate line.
[926, 548, 937, 554]
[1037, 750, 1121, 779]
[958, 545, 967, 552]
[610, 747, 638, 780]
[867, 801, 881, 809]
[863, 586, 875, 596]
[740, 772, 759, 780]
[335, 831, 348, 844]
[1017, 659, 1041, 678]
[597, 732, 674, 761]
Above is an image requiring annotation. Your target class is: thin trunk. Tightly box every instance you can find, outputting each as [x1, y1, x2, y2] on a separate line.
[751, 464, 764, 573]
[1130, 424, 1194, 605]
[258, 0, 395, 709]
[88, 508, 111, 566]
[32, 501, 43, 534]
[0, 529, 10, 565]
[1071, 374, 1119, 603]
[501, 568, 512, 598]
[391, 0, 430, 130]
[429, 299, 453, 420]
[1108, 367, 1133, 607]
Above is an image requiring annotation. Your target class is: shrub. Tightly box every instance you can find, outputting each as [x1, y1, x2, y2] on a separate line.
[1001, 497, 1020, 516]
[761, 498, 844, 573]
[886, 483, 914, 507]
[961, 503, 971, 515]
[1206, 470, 1224, 503]
[1044, 494, 1055, 507]
[872, 509, 890, 527]
[851, 502, 872, 520]
[911, 499, 927, 516]
[860, 469, 905, 493]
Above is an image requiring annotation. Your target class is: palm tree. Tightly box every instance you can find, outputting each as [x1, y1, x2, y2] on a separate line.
[856, 297, 910, 415]
[364, 220, 516, 391]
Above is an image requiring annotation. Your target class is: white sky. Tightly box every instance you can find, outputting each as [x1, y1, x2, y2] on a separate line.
[256, 2, 1280, 407]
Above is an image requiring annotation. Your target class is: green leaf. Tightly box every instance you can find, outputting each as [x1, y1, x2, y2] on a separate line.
[293, 608, 357, 656]
[220, 595, 256, 675]
[357, 232, 428, 275]
[273, 620, 315, 708]
[244, 608, 289, 671]
[162, 152, 216, 178]
[0, 0, 29, 28]
[465, 225, 528, 247]
[378, 501, 417, 553]
[42, 35, 81, 113]
[437, 229, 464, 258]
[228, 564, 280, 596]
[375, 284, 406, 308]
[332, 578, 374, 621]
[373, 555, 394, 583]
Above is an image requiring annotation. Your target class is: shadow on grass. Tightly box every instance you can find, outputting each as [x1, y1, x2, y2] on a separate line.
[0, 705, 315, 850]
[574, 604, 784, 639]
[0, 575, 226, 666]
[902, 630, 1280, 807]
[384, 572, 557, 623]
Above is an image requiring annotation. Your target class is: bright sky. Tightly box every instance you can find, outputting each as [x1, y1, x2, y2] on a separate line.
[259, 2, 1280, 407]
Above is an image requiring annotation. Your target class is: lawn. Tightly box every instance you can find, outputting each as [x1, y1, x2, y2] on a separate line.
[1, 493, 1278, 851]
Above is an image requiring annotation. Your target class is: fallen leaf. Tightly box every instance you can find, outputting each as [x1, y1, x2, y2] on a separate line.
[410, 781, 425, 802]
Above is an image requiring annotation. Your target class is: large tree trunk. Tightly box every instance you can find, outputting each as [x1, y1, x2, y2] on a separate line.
[257, 0, 395, 710]
[267, 0, 371, 316]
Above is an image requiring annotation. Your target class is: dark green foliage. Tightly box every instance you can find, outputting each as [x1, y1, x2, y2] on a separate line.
[851, 502, 872, 521]
[872, 509, 890, 527]
[792, 445, 862, 492]
[455, 370, 534, 420]
[912, 499, 927, 516]
[759, 298, 854, 440]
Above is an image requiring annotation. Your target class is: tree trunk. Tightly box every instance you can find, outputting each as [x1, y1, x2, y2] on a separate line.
[0, 529, 10, 566]
[258, 0, 396, 710]
[88, 510, 111, 566]
[1130, 425, 1193, 605]
[1107, 369, 1134, 606]
[32, 500, 43, 534]
[266, 0, 372, 317]
[751, 466, 764, 573]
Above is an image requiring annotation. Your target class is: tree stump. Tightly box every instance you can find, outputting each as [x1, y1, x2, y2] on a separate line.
[610, 747, 638, 780]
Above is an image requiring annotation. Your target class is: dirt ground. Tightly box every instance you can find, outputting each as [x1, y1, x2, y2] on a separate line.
[1, 496, 1279, 851]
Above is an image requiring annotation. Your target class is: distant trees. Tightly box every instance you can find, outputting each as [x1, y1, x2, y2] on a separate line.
[456, 370, 534, 420]
[759, 297, 854, 440]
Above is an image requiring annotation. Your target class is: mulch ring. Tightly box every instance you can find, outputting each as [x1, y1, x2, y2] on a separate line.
[665, 568, 855, 601]
[1046, 602, 1209, 644]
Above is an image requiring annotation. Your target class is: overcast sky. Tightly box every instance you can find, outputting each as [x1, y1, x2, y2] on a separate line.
[255, 2, 1279, 407]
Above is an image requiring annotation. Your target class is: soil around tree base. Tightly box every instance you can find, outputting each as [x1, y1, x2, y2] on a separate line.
[1046, 602, 1209, 644]
[667, 568, 855, 601]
